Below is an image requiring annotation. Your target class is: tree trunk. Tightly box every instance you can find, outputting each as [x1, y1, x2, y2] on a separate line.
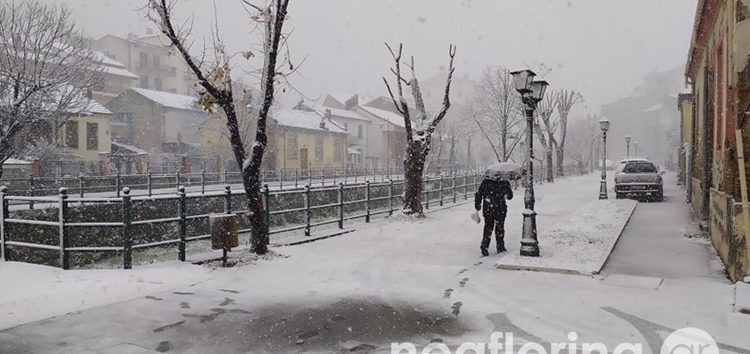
[556, 147, 565, 177]
[403, 141, 425, 215]
[545, 150, 554, 182]
[243, 166, 267, 252]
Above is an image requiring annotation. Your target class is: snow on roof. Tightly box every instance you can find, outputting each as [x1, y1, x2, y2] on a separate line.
[358, 106, 405, 128]
[274, 109, 347, 134]
[329, 93, 356, 106]
[111, 141, 148, 155]
[347, 147, 361, 155]
[131, 88, 200, 111]
[311, 104, 369, 121]
[92, 50, 126, 68]
[642, 103, 664, 113]
[81, 99, 112, 115]
[101, 65, 139, 79]
[3, 158, 31, 165]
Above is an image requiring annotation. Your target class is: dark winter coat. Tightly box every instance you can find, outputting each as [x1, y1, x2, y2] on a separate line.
[474, 179, 513, 218]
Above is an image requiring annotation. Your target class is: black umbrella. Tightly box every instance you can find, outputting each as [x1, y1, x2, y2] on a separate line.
[483, 162, 525, 181]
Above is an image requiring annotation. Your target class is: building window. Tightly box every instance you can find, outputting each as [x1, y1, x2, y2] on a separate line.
[287, 133, 298, 160]
[65, 121, 78, 149]
[86, 122, 98, 150]
[154, 78, 163, 91]
[139, 52, 148, 67]
[140, 76, 149, 89]
[334, 138, 343, 161]
[357, 125, 363, 139]
[152, 55, 160, 68]
[343, 122, 348, 131]
[315, 136, 324, 160]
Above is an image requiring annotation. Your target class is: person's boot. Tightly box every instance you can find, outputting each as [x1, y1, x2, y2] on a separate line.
[496, 237, 507, 253]
[481, 248, 489, 257]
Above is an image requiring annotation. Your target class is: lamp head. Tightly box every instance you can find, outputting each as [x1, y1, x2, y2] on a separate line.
[510, 69, 536, 94]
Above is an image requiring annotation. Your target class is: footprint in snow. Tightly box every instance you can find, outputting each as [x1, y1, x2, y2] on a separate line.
[458, 268, 469, 274]
[451, 301, 463, 316]
[443, 288, 453, 298]
[459, 278, 469, 288]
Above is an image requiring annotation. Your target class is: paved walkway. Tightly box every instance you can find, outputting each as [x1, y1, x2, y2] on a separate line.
[603, 173, 723, 280]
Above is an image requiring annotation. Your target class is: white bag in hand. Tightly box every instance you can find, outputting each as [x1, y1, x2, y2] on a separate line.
[471, 211, 481, 224]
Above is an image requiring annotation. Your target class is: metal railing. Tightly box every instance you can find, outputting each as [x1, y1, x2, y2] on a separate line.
[0, 171, 480, 269]
[0, 167, 472, 208]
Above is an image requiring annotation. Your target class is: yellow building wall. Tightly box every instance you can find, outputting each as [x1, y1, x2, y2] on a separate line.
[276, 129, 346, 171]
[60, 114, 112, 160]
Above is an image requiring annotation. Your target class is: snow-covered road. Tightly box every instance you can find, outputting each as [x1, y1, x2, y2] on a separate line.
[1, 173, 748, 353]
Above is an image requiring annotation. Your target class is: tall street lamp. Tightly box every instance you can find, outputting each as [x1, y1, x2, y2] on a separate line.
[599, 118, 611, 200]
[625, 135, 631, 158]
[511, 69, 548, 257]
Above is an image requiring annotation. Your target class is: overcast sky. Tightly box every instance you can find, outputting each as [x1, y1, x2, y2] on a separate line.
[44, 0, 697, 115]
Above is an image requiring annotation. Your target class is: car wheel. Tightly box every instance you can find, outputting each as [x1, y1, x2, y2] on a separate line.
[656, 188, 664, 202]
[615, 193, 623, 199]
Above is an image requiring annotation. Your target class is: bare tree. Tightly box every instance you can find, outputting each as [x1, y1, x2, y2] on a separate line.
[534, 93, 558, 182]
[383, 43, 456, 215]
[148, 0, 290, 254]
[554, 89, 584, 176]
[0, 0, 103, 178]
[472, 66, 524, 162]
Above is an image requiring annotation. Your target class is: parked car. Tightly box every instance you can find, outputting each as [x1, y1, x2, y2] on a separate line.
[614, 160, 664, 201]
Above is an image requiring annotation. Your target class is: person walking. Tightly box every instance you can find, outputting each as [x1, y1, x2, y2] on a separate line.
[474, 178, 513, 256]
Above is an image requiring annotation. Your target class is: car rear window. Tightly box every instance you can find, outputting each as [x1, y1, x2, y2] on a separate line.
[622, 162, 657, 173]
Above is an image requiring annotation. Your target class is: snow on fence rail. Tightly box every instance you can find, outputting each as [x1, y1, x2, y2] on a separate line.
[0, 172, 481, 269]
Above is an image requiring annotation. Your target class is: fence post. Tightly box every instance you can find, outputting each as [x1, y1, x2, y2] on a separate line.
[115, 170, 122, 198]
[201, 169, 206, 194]
[224, 169, 228, 183]
[365, 181, 371, 223]
[278, 169, 283, 190]
[464, 174, 469, 200]
[308, 168, 313, 187]
[294, 170, 299, 189]
[147, 171, 153, 197]
[28, 175, 34, 210]
[263, 184, 271, 244]
[176, 170, 181, 189]
[223, 185, 232, 213]
[338, 183, 344, 229]
[58, 187, 69, 269]
[453, 174, 457, 204]
[78, 173, 84, 199]
[177, 185, 186, 262]
[121, 187, 132, 269]
[388, 179, 394, 216]
[304, 185, 311, 236]
[0, 186, 7, 262]
[425, 177, 430, 210]
[439, 175, 444, 207]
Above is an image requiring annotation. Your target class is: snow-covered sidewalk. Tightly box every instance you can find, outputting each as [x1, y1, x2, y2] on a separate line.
[496, 199, 637, 275]
[1, 173, 747, 353]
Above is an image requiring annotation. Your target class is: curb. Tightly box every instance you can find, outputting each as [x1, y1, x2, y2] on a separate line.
[592, 200, 638, 274]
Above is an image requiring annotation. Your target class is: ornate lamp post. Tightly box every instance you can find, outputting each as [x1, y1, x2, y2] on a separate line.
[598, 118, 611, 200]
[625, 135, 631, 158]
[510, 69, 548, 257]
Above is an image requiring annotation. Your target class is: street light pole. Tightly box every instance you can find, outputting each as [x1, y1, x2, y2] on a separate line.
[599, 118, 611, 200]
[511, 69, 548, 257]
[625, 135, 631, 158]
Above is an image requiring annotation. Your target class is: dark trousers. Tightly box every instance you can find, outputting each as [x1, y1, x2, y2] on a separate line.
[481, 211, 506, 251]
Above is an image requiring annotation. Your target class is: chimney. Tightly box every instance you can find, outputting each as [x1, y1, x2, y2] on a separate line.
[345, 95, 359, 110]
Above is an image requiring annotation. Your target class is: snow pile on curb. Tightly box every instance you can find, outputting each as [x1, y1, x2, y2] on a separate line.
[495, 199, 637, 275]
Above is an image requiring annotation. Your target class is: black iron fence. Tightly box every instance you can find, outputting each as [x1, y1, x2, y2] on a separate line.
[0, 172, 481, 269]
